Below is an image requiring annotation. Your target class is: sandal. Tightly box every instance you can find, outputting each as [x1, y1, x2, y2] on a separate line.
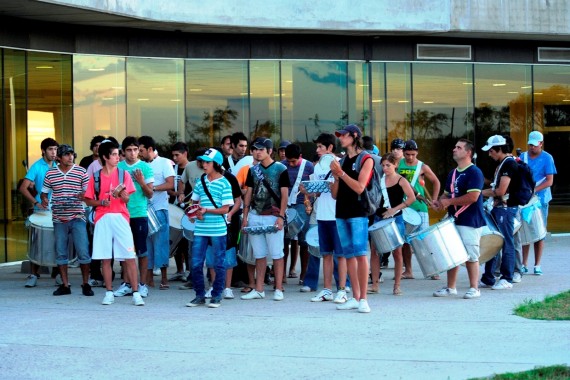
[367, 288, 380, 294]
[159, 283, 170, 290]
[287, 272, 298, 278]
[393, 287, 402, 296]
[241, 286, 253, 293]
[429, 275, 441, 280]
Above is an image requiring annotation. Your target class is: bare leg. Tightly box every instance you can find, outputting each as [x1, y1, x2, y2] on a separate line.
[147, 269, 154, 287]
[225, 268, 233, 289]
[522, 244, 530, 267]
[323, 254, 333, 290]
[534, 240, 544, 266]
[124, 259, 139, 292]
[255, 257, 267, 292]
[402, 244, 413, 278]
[369, 245, 381, 291]
[31, 263, 40, 277]
[299, 245, 309, 281]
[246, 264, 255, 289]
[102, 259, 114, 291]
[465, 261, 479, 289]
[282, 240, 290, 278]
[80, 263, 90, 284]
[346, 257, 359, 300]
[446, 266, 459, 289]
[337, 257, 347, 289]
[160, 267, 168, 287]
[393, 247, 403, 292]
[356, 255, 369, 300]
[273, 258, 284, 291]
[138, 257, 148, 285]
[59, 265, 69, 287]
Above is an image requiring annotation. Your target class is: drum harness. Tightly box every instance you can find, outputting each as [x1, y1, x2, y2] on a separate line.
[449, 169, 469, 219]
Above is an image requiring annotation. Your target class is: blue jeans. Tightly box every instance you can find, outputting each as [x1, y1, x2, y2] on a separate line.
[336, 217, 369, 259]
[192, 235, 226, 300]
[146, 209, 169, 269]
[482, 206, 518, 284]
[54, 219, 90, 266]
[302, 254, 350, 291]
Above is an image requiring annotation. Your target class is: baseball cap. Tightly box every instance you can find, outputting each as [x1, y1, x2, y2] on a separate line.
[403, 139, 418, 151]
[528, 131, 544, 146]
[481, 135, 507, 151]
[278, 140, 292, 150]
[251, 137, 273, 150]
[335, 124, 362, 138]
[57, 144, 75, 157]
[390, 138, 405, 150]
[197, 148, 223, 165]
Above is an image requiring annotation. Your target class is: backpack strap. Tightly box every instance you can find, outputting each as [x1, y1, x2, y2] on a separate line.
[356, 151, 374, 187]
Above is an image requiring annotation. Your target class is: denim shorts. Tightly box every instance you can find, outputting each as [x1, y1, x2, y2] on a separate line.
[336, 217, 369, 259]
[318, 220, 343, 256]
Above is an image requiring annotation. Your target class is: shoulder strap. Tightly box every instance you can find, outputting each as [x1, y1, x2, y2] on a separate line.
[380, 176, 391, 209]
[288, 159, 307, 206]
[201, 174, 219, 209]
[93, 169, 101, 201]
[252, 164, 282, 205]
[450, 169, 469, 218]
[410, 161, 423, 187]
[356, 152, 374, 186]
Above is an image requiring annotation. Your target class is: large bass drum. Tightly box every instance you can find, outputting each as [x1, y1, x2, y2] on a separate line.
[479, 211, 504, 264]
[368, 218, 405, 254]
[168, 204, 184, 257]
[27, 211, 75, 267]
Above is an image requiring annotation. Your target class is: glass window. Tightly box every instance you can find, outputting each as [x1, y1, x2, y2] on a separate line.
[185, 60, 248, 154]
[250, 61, 280, 142]
[348, 61, 370, 133]
[73, 55, 126, 160]
[126, 57, 184, 148]
[370, 62, 387, 152]
[386, 62, 412, 143]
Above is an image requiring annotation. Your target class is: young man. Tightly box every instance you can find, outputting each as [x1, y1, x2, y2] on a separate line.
[330, 124, 373, 313]
[398, 139, 440, 280]
[480, 135, 523, 290]
[186, 149, 234, 308]
[114, 137, 154, 298]
[41, 144, 93, 296]
[277, 140, 291, 161]
[433, 139, 485, 299]
[84, 140, 144, 306]
[19, 137, 58, 287]
[220, 135, 233, 159]
[79, 135, 105, 169]
[138, 135, 175, 289]
[520, 131, 557, 275]
[223, 132, 251, 174]
[241, 137, 290, 301]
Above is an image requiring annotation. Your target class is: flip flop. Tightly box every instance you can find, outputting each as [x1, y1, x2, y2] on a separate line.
[401, 274, 415, 280]
[241, 286, 253, 293]
[287, 272, 298, 278]
[367, 288, 380, 294]
[159, 283, 170, 290]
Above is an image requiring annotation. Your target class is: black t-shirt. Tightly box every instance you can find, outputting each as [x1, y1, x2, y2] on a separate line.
[336, 154, 369, 219]
[494, 157, 522, 207]
[79, 155, 94, 170]
[377, 177, 405, 217]
[245, 161, 290, 213]
[223, 171, 242, 200]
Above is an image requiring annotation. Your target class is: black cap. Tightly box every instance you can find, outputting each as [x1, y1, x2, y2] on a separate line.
[403, 139, 418, 151]
[390, 138, 405, 150]
[252, 137, 273, 150]
[57, 144, 75, 157]
[278, 140, 292, 150]
[335, 124, 362, 138]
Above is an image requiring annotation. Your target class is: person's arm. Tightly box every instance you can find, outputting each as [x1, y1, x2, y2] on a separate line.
[482, 174, 511, 198]
[133, 168, 154, 199]
[331, 156, 373, 195]
[155, 175, 174, 192]
[19, 178, 44, 209]
[440, 191, 479, 209]
[277, 186, 288, 230]
[242, 187, 253, 228]
[382, 178, 416, 218]
[535, 174, 554, 193]
[422, 164, 441, 204]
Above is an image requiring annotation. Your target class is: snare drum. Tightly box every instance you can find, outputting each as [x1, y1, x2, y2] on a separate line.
[286, 208, 305, 239]
[408, 218, 469, 278]
[27, 211, 74, 267]
[147, 204, 165, 236]
[306, 225, 321, 258]
[368, 218, 405, 254]
[168, 204, 185, 257]
[181, 215, 196, 241]
[237, 231, 255, 265]
[519, 196, 547, 246]
[402, 208, 421, 236]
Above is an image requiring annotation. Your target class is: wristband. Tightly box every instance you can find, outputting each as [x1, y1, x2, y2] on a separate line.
[341, 172, 346, 177]
[277, 215, 285, 220]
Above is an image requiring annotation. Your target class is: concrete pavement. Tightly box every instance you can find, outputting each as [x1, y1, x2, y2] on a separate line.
[0, 235, 569, 380]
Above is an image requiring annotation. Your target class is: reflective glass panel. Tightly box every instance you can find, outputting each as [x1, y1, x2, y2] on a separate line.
[385, 62, 412, 143]
[250, 61, 280, 142]
[348, 61, 370, 134]
[370, 62, 387, 152]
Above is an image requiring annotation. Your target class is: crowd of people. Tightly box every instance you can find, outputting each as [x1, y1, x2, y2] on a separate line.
[20, 126, 556, 312]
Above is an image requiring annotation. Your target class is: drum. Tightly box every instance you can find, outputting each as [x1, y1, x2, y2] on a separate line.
[237, 231, 255, 265]
[27, 211, 74, 267]
[306, 225, 321, 258]
[368, 218, 405, 254]
[519, 196, 547, 246]
[168, 205, 185, 257]
[408, 218, 469, 278]
[243, 225, 278, 235]
[286, 208, 305, 239]
[478, 210, 505, 264]
[402, 208, 421, 236]
[147, 204, 164, 236]
[181, 215, 196, 241]
[301, 180, 330, 194]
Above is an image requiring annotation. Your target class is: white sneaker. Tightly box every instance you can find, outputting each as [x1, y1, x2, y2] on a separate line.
[54, 274, 63, 286]
[153, 268, 161, 276]
[25, 274, 38, 288]
[88, 278, 104, 287]
[139, 284, 149, 298]
[478, 280, 492, 289]
[102, 291, 114, 305]
[358, 299, 371, 313]
[240, 290, 265, 300]
[463, 288, 481, 299]
[223, 288, 234, 299]
[333, 289, 348, 304]
[68, 257, 80, 268]
[113, 282, 133, 297]
[336, 297, 359, 310]
[492, 279, 513, 290]
[273, 289, 284, 301]
[205, 287, 213, 299]
[132, 292, 145, 306]
[433, 287, 458, 297]
[512, 272, 522, 283]
[311, 289, 333, 302]
[345, 286, 351, 293]
[168, 272, 186, 281]
[299, 286, 312, 293]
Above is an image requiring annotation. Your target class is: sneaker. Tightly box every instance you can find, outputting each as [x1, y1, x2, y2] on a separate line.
[102, 291, 115, 305]
[81, 284, 94, 296]
[168, 272, 186, 281]
[521, 265, 529, 274]
[345, 286, 351, 293]
[53, 285, 71, 296]
[205, 287, 213, 299]
[113, 282, 133, 297]
[131, 292, 145, 306]
[333, 290, 348, 304]
[186, 297, 206, 307]
[336, 297, 359, 310]
[139, 284, 149, 298]
[273, 289, 284, 301]
[478, 280, 493, 289]
[208, 298, 221, 308]
[463, 288, 481, 299]
[25, 274, 38, 288]
[178, 281, 193, 290]
[492, 279, 513, 290]
[68, 257, 80, 268]
[300, 286, 312, 293]
[223, 288, 234, 299]
[358, 299, 371, 313]
[153, 268, 161, 276]
[534, 266, 543, 276]
[512, 272, 522, 283]
[240, 290, 265, 300]
[54, 274, 64, 286]
[433, 287, 458, 297]
[311, 289, 333, 302]
[88, 278, 105, 287]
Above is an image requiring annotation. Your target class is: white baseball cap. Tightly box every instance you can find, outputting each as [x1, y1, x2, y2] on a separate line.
[528, 131, 544, 146]
[481, 135, 507, 151]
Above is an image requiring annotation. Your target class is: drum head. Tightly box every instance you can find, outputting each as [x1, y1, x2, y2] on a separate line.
[318, 154, 335, 170]
[369, 218, 395, 231]
[306, 226, 319, 247]
[29, 211, 53, 228]
[479, 229, 504, 264]
[181, 215, 196, 231]
[402, 208, 421, 225]
[168, 204, 184, 229]
[286, 208, 297, 220]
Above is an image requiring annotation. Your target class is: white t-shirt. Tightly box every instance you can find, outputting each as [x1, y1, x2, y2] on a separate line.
[313, 157, 337, 221]
[149, 155, 175, 210]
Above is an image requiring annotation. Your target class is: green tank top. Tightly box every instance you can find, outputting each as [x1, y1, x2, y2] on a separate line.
[398, 160, 428, 213]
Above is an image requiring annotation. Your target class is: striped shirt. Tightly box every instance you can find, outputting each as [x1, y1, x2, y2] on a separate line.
[191, 174, 234, 237]
[42, 164, 89, 223]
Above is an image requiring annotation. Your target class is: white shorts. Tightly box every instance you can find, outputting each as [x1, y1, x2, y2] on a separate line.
[92, 213, 136, 261]
[456, 225, 482, 263]
[247, 211, 284, 260]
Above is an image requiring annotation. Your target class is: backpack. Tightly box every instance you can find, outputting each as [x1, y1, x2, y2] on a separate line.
[340, 151, 382, 216]
[514, 157, 535, 206]
[88, 168, 125, 224]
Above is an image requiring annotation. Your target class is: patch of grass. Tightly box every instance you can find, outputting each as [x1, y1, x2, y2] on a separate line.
[469, 365, 570, 380]
[514, 290, 570, 320]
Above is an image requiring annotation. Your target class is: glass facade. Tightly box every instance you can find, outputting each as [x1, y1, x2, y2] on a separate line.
[1, 49, 569, 262]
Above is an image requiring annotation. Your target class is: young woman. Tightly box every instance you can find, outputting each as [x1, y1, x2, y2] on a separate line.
[376, 153, 416, 295]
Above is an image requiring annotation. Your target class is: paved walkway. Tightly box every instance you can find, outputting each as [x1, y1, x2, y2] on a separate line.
[1, 235, 569, 380]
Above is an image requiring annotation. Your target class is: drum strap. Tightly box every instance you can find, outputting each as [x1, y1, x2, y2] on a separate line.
[252, 164, 282, 206]
[450, 169, 469, 218]
[380, 176, 391, 209]
[288, 159, 307, 206]
[410, 161, 423, 187]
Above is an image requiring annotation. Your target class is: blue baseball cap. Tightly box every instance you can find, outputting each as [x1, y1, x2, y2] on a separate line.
[335, 124, 362, 138]
[197, 148, 223, 165]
